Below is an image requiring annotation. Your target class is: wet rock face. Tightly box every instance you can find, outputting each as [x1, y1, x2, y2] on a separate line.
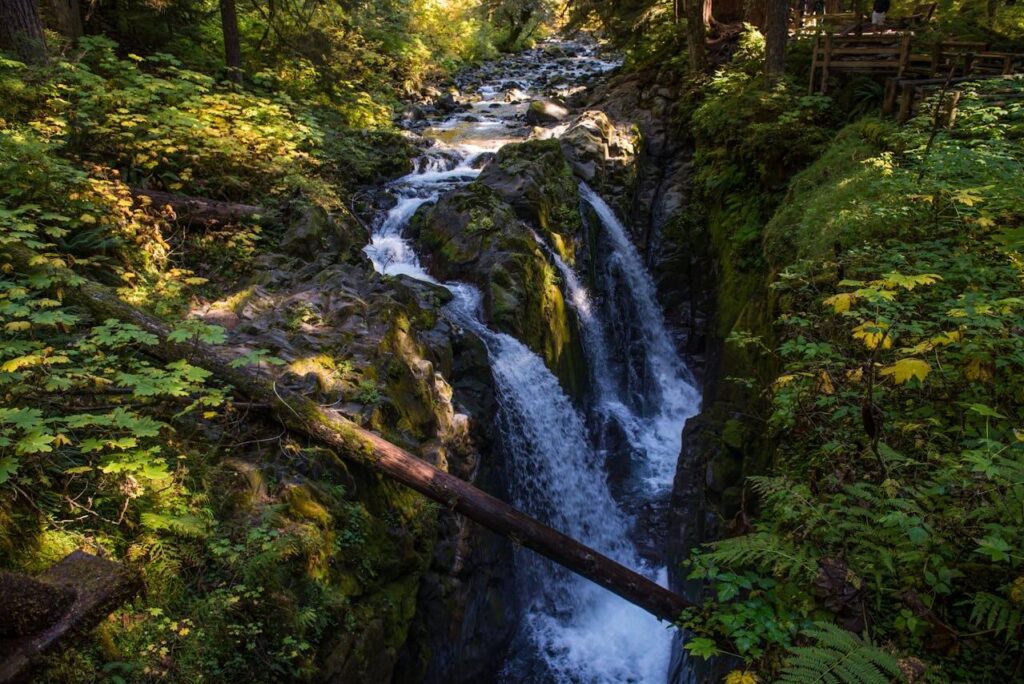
[413, 142, 589, 400]
[582, 68, 711, 374]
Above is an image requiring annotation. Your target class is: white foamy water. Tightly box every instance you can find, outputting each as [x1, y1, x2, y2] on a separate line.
[579, 183, 701, 490]
[362, 40, 689, 683]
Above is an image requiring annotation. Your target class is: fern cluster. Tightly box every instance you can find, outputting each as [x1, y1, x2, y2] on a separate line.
[779, 623, 899, 684]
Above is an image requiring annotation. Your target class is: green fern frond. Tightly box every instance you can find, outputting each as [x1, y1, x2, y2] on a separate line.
[779, 622, 899, 684]
[704, 531, 816, 579]
[970, 592, 1023, 642]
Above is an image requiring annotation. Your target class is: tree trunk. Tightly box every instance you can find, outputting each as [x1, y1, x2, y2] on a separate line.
[2, 243, 697, 625]
[765, 0, 789, 85]
[219, 0, 242, 83]
[684, 0, 709, 74]
[44, 0, 82, 40]
[746, 0, 768, 27]
[0, 0, 48, 64]
[0, 552, 141, 683]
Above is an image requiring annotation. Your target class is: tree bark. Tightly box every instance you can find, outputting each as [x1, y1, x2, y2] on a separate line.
[132, 189, 264, 226]
[746, 0, 768, 27]
[765, 0, 789, 86]
[684, 0, 709, 74]
[219, 0, 242, 83]
[1, 243, 697, 624]
[0, 0, 48, 64]
[0, 552, 141, 683]
[44, 0, 82, 40]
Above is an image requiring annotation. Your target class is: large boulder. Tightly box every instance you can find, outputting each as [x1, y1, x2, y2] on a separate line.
[559, 110, 638, 189]
[413, 181, 587, 400]
[476, 139, 582, 244]
[525, 99, 569, 125]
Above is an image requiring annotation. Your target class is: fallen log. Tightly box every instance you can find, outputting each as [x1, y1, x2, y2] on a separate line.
[3, 244, 696, 624]
[132, 189, 265, 225]
[0, 551, 142, 683]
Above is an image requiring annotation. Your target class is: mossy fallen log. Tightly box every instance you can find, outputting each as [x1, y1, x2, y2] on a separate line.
[3, 243, 696, 624]
[0, 552, 142, 683]
[132, 189, 265, 225]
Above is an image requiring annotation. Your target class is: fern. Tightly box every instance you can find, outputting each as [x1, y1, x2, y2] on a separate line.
[779, 622, 899, 684]
[969, 592, 1023, 643]
[704, 531, 817, 580]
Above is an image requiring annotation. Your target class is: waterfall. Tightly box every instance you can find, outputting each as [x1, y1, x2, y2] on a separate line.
[445, 284, 674, 683]
[361, 40, 697, 683]
[578, 183, 701, 490]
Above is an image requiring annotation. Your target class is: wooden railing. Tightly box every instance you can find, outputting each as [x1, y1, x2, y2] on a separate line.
[809, 33, 912, 93]
[809, 32, 1024, 105]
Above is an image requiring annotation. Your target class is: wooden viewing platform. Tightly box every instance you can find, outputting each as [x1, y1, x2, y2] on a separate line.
[804, 25, 1024, 121]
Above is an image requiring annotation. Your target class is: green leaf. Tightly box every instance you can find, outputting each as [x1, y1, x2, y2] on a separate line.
[684, 637, 720, 659]
[0, 456, 20, 484]
[16, 431, 56, 454]
[976, 534, 1013, 562]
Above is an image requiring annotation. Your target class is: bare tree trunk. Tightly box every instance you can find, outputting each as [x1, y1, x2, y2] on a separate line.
[684, 0, 709, 74]
[0, 0, 48, 64]
[219, 0, 242, 83]
[765, 0, 789, 85]
[44, 0, 82, 40]
[2, 242, 697, 624]
[746, 0, 768, 27]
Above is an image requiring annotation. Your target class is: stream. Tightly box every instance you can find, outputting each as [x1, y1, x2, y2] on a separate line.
[364, 41, 701, 683]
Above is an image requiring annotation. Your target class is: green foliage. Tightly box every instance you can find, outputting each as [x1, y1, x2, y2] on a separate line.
[0, 6, 475, 679]
[685, 79, 1024, 681]
[778, 623, 899, 684]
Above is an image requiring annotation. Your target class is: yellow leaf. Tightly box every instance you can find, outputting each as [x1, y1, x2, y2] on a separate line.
[79, 213, 96, 224]
[774, 374, 797, 388]
[880, 358, 931, 384]
[725, 671, 759, 684]
[1, 354, 44, 373]
[852, 321, 891, 350]
[818, 370, 835, 394]
[964, 357, 993, 382]
[846, 367, 864, 384]
[4, 321, 30, 332]
[903, 330, 962, 355]
[823, 292, 857, 313]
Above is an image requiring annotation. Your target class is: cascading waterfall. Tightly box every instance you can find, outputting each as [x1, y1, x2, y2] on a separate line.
[363, 40, 700, 683]
[578, 183, 701, 490]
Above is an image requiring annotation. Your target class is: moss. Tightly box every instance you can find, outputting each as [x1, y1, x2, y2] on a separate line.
[288, 354, 342, 392]
[284, 484, 333, 526]
[763, 120, 900, 267]
[721, 418, 745, 450]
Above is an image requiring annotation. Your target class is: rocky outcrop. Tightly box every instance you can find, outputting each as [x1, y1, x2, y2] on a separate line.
[559, 110, 638, 204]
[413, 140, 589, 400]
[192, 236, 517, 682]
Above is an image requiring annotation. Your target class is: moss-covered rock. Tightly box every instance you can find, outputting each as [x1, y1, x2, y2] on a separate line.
[415, 156, 588, 398]
[477, 139, 583, 253]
